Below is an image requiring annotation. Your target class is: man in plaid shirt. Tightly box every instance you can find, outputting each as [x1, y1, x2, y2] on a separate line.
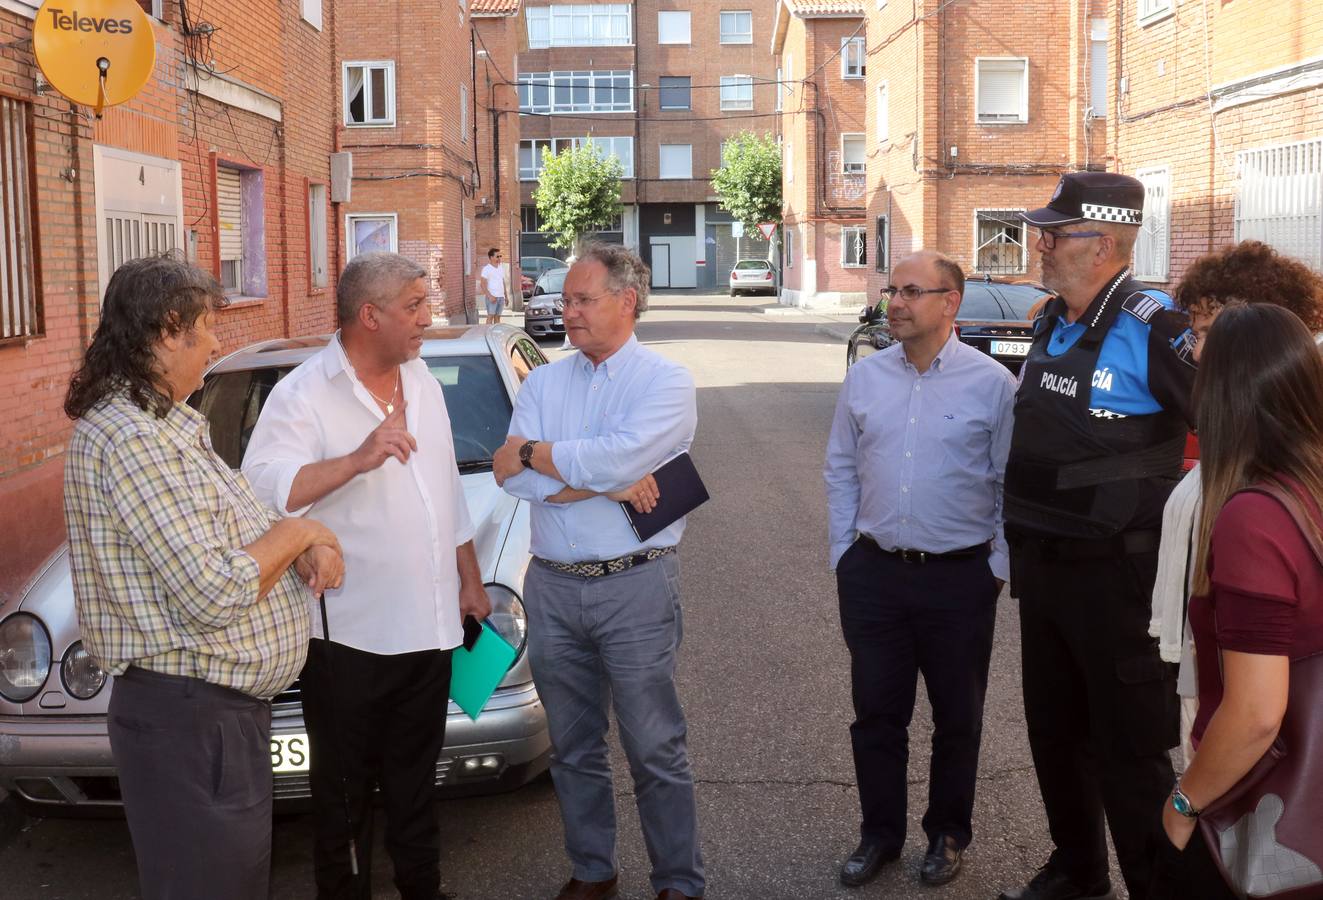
[62, 255, 344, 900]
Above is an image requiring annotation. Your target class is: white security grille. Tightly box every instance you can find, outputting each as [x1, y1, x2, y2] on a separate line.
[974, 210, 1026, 274]
[842, 226, 867, 267]
[1236, 139, 1323, 270]
[1134, 167, 1170, 281]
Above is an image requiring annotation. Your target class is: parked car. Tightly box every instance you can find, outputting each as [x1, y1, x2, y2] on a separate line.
[847, 278, 1053, 375]
[520, 256, 565, 299]
[729, 259, 778, 297]
[0, 325, 553, 815]
[524, 267, 569, 340]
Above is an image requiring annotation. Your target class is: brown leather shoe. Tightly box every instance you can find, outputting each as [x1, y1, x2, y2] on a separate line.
[554, 876, 619, 900]
[655, 890, 702, 900]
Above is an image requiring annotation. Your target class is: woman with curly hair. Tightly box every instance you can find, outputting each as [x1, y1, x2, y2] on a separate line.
[1150, 240, 1323, 768]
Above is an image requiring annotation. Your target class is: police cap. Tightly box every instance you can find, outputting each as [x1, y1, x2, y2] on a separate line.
[1021, 172, 1145, 227]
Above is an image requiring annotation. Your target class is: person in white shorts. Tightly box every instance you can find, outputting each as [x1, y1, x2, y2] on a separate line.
[480, 247, 507, 324]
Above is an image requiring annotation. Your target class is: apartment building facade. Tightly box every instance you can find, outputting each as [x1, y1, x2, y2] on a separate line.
[862, 0, 1110, 301]
[773, 0, 867, 308]
[1110, 1, 1323, 289]
[473, 0, 524, 300]
[516, 0, 778, 290]
[0, 0, 340, 601]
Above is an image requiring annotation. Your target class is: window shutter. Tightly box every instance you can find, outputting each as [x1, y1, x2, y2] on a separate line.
[978, 62, 1025, 120]
[217, 166, 243, 292]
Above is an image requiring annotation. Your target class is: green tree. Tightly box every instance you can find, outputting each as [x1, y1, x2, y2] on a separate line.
[532, 142, 624, 254]
[709, 131, 783, 233]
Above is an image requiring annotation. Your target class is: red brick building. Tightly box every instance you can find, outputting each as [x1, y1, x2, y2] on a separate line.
[472, 0, 524, 303]
[773, 0, 868, 308]
[863, 0, 1109, 301]
[516, 0, 779, 290]
[1110, 1, 1323, 289]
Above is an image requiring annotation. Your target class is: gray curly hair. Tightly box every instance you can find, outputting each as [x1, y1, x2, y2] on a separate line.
[577, 242, 651, 319]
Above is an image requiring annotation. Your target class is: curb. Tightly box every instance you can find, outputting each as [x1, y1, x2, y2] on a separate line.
[814, 321, 857, 343]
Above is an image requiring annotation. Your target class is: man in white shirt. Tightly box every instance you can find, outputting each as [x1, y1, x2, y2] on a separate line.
[243, 252, 490, 900]
[480, 247, 507, 325]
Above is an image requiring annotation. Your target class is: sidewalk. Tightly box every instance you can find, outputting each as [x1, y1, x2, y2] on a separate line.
[754, 300, 865, 343]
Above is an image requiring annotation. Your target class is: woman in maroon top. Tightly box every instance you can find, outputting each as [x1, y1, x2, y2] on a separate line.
[1148, 303, 1323, 900]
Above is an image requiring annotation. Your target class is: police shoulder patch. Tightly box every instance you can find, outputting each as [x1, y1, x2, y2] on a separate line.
[1121, 291, 1168, 324]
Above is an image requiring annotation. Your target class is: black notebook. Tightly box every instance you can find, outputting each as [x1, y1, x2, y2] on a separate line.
[620, 452, 710, 541]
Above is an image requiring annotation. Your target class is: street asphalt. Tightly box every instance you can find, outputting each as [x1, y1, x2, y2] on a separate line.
[0, 293, 1128, 899]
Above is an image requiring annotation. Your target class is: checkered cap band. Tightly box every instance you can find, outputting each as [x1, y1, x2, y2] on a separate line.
[1081, 203, 1142, 224]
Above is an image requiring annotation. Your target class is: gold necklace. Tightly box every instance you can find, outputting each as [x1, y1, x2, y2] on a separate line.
[363, 369, 400, 414]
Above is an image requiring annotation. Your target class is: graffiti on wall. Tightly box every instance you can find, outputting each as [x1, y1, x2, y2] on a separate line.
[825, 151, 866, 202]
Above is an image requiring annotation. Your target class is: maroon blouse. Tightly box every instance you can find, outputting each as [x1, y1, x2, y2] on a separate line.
[1188, 488, 1323, 746]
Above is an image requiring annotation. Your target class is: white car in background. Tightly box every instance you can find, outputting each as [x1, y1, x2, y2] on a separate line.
[729, 259, 778, 296]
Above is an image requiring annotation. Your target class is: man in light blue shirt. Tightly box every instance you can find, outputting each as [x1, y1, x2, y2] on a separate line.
[493, 243, 703, 900]
[824, 250, 1015, 890]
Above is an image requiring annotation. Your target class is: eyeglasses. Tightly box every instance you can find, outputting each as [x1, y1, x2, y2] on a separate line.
[1035, 228, 1106, 250]
[880, 285, 954, 302]
[561, 291, 614, 310]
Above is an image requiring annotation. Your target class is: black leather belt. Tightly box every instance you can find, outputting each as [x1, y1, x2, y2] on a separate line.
[858, 534, 989, 564]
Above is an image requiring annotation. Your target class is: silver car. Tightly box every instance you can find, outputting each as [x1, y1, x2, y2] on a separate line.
[0, 325, 552, 813]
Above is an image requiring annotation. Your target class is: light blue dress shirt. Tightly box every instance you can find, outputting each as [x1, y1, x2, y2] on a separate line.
[502, 335, 697, 562]
[824, 330, 1016, 580]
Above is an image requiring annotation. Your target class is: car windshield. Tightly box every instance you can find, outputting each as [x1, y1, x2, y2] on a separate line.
[195, 354, 512, 470]
[734, 260, 768, 270]
[996, 284, 1048, 320]
[955, 287, 1007, 321]
[538, 269, 568, 293]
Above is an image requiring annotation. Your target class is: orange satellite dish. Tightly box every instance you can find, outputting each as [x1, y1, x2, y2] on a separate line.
[33, 0, 156, 116]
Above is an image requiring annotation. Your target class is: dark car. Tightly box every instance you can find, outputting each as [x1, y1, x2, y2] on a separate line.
[847, 278, 1053, 375]
[524, 267, 568, 339]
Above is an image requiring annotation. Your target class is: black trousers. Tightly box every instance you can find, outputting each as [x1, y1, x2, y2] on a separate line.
[301, 639, 453, 900]
[1146, 828, 1237, 900]
[109, 666, 274, 900]
[1014, 545, 1178, 898]
[836, 538, 999, 851]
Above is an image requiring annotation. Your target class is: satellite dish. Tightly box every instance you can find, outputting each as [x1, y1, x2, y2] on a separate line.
[33, 0, 156, 117]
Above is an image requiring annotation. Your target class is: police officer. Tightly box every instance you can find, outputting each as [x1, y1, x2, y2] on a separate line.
[997, 173, 1196, 900]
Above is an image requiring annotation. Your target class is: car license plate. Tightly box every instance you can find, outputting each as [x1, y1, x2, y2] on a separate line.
[271, 733, 310, 773]
[991, 339, 1030, 357]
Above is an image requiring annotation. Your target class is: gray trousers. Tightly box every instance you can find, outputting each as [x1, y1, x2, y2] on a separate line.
[109, 666, 274, 900]
[525, 554, 705, 897]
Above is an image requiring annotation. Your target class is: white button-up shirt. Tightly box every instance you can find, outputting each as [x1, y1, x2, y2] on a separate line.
[242, 334, 476, 655]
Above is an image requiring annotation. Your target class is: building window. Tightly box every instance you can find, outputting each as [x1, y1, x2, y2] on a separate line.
[216, 165, 243, 294]
[841, 226, 867, 268]
[346, 214, 398, 259]
[876, 82, 889, 143]
[1134, 167, 1171, 281]
[659, 144, 692, 179]
[463, 218, 472, 276]
[460, 83, 468, 142]
[974, 209, 1027, 275]
[521, 205, 544, 232]
[874, 214, 889, 272]
[0, 97, 38, 341]
[519, 71, 633, 114]
[526, 4, 632, 48]
[308, 182, 328, 289]
[775, 66, 783, 112]
[841, 133, 865, 173]
[659, 76, 691, 111]
[841, 37, 865, 79]
[658, 11, 691, 45]
[214, 163, 267, 297]
[785, 141, 793, 183]
[343, 61, 395, 126]
[976, 58, 1028, 124]
[719, 10, 752, 44]
[785, 226, 795, 267]
[300, 0, 322, 29]
[1236, 139, 1323, 269]
[720, 76, 753, 111]
[519, 137, 635, 180]
[1137, 0, 1173, 25]
[1090, 19, 1107, 117]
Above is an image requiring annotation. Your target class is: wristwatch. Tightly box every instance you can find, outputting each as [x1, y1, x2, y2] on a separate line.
[518, 439, 539, 469]
[1171, 783, 1201, 819]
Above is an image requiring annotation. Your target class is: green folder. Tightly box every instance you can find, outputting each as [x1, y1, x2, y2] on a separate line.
[450, 623, 517, 721]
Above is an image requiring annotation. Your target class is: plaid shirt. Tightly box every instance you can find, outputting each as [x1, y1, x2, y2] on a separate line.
[63, 393, 311, 700]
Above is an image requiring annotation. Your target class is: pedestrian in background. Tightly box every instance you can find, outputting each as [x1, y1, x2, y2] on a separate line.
[243, 252, 490, 900]
[1149, 240, 1323, 766]
[824, 250, 1015, 889]
[494, 243, 704, 900]
[1148, 303, 1323, 899]
[481, 247, 508, 325]
[999, 173, 1196, 900]
[62, 255, 343, 900]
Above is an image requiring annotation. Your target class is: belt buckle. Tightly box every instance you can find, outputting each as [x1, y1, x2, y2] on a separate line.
[900, 548, 927, 564]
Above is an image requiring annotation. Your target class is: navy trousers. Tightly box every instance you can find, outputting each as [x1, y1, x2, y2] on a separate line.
[835, 537, 999, 852]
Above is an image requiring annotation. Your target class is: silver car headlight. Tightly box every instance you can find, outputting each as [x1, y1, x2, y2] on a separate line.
[528, 303, 553, 315]
[61, 641, 107, 700]
[483, 584, 528, 659]
[0, 613, 52, 702]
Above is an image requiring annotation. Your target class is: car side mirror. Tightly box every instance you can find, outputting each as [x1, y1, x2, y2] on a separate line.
[858, 304, 872, 324]
[534, 286, 544, 296]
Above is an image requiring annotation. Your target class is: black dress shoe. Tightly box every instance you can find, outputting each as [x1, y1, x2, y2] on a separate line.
[840, 839, 901, 887]
[997, 865, 1114, 900]
[919, 834, 963, 886]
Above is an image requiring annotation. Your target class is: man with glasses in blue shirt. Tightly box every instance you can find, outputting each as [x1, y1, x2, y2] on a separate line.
[825, 250, 1016, 890]
[998, 172, 1196, 900]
